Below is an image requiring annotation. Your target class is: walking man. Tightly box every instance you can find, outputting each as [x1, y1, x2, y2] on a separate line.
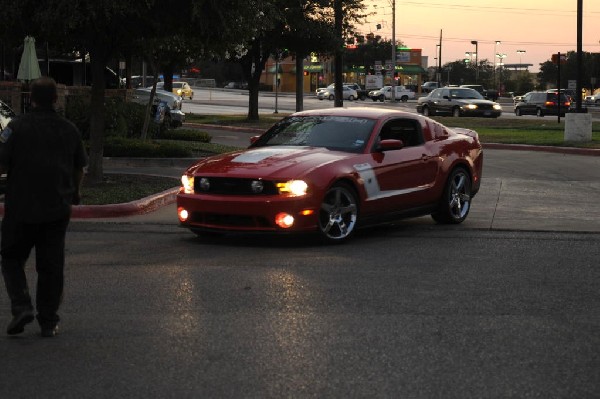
[0, 77, 87, 337]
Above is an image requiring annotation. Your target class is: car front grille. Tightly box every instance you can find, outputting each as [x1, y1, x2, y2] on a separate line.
[194, 177, 278, 195]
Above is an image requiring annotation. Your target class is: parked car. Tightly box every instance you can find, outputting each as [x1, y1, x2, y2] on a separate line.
[176, 107, 483, 243]
[157, 81, 194, 100]
[224, 81, 248, 89]
[421, 81, 440, 93]
[514, 91, 571, 117]
[316, 83, 366, 100]
[416, 87, 502, 118]
[130, 88, 185, 127]
[368, 85, 416, 102]
[584, 92, 600, 105]
[460, 84, 499, 101]
[0, 99, 16, 131]
[0, 99, 16, 193]
[317, 85, 358, 101]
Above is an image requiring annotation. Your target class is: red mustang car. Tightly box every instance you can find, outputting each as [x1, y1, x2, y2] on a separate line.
[177, 108, 483, 243]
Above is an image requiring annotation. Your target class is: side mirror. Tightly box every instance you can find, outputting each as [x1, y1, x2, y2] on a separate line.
[250, 135, 260, 145]
[377, 139, 404, 151]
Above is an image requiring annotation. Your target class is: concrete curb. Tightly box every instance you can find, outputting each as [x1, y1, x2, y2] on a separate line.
[483, 143, 600, 156]
[0, 187, 179, 219]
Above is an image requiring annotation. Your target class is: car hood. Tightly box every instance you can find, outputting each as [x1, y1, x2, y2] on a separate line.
[454, 99, 496, 105]
[185, 146, 354, 179]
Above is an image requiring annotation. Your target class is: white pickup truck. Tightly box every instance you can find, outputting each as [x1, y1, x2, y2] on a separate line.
[368, 85, 416, 102]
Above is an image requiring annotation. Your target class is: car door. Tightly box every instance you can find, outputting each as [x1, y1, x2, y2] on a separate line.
[363, 117, 440, 213]
[518, 93, 533, 115]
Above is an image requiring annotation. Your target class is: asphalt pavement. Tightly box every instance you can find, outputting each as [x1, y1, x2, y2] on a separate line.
[71, 126, 600, 234]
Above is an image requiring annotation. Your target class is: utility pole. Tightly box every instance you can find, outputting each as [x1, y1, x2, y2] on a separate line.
[334, 0, 344, 107]
[438, 30, 442, 85]
[391, 0, 396, 101]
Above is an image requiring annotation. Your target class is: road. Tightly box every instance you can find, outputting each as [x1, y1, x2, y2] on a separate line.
[1, 224, 598, 398]
[1, 90, 599, 397]
[183, 87, 600, 121]
[1, 145, 599, 397]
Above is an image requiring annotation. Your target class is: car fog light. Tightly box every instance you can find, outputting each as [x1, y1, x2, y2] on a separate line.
[275, 212, 294, 228]
[251, 180, 264, 193]
[178, 207, 189, 222]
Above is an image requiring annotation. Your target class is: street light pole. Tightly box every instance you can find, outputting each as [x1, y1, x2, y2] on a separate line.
[517, 50, 526, 71]
[494, 41, 501, 88]
[471, 40, 478, 82]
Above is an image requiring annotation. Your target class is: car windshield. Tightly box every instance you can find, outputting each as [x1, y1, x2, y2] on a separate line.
[251, 115, 376, 153]
[449, 88, 483, 99]
[173, 83, 183, 88]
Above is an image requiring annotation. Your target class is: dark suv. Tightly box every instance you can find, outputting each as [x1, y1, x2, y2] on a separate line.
[514, 91, 571, 117]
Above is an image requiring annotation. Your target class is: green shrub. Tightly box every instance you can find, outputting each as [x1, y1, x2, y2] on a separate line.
[65, 95, 91, 139]
[103, 137, 193, 157]
[158, 128, 212, 142]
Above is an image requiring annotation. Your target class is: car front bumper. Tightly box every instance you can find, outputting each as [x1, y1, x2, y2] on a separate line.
[177, 192, 320, 233]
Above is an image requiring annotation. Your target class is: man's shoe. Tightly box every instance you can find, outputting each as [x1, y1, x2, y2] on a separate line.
[40, 325, 59, 338]
[7, 311, 35, 335]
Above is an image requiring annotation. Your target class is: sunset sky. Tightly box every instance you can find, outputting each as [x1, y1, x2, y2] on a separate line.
[359, 0, 600, 72]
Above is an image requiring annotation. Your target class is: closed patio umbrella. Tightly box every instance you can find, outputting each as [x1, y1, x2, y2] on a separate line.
[17, 36, 42, 82]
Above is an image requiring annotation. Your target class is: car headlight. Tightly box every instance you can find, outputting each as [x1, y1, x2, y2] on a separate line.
[493, 104, 502, 110]
[181, 175, 194, 194]
[464, 104, 478, 110]
[276, 180, 308, 196]
[177, 89, 182, 95]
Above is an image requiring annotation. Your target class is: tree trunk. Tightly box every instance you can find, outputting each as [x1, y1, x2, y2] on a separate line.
[242, 38, 270, 121]
[86, 47, 107, 184]
[295, 54, 304, 112]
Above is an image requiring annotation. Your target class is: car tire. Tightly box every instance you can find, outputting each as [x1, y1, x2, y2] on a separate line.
[431, 167, 472, 224]
[515, 108, 522, 116]
[379, 95, 384, 102]
[452, 107, 461, 117]
[348, 95, 355, 101]
[422, 106, 430, 117]
[536, 108, 544, 117]
[360, 94, 366, 101]
[318, 182, 358, 244]
[328, 94, 334, 101]
[401, 96, 408, 102]
[371, 98, 377, 102]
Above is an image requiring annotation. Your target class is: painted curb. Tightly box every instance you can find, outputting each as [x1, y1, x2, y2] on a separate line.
[0, 187, 179, 219]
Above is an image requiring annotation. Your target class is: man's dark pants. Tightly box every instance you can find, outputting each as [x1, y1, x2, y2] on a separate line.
[1, 216, 70, 327]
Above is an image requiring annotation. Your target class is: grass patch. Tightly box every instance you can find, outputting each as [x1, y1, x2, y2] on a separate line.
[81, 174, 178, 205]
[186, 113, 287, 130]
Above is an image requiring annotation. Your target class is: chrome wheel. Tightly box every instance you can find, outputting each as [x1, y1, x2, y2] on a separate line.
[452, 107, 461, 117]
[422, 106, 430, 116]
[318, 183, 358, 243]
[432, 167, 471, 224]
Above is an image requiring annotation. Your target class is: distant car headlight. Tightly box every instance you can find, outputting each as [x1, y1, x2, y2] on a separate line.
[181, 175, 195, 194]
[276, 180, 308, 196]
[177, 89, 182, 95]
[493, 104, 502, 110]
[464, 104, 478, 110]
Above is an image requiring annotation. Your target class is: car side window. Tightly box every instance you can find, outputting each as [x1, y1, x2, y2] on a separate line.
[379, 119, 424, 147]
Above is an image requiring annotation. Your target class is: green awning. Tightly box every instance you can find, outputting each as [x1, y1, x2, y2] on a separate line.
[304, 65, 323, 73]
[396, 65, 427, 75]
